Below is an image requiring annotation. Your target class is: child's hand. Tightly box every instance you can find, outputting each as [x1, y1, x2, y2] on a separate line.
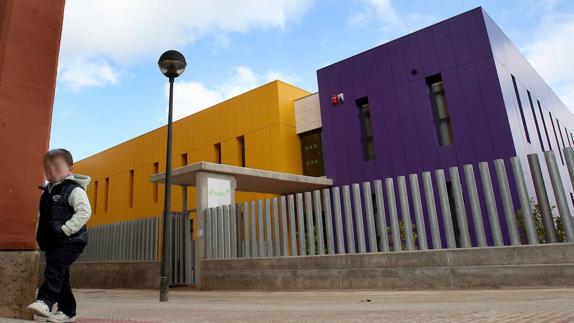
[51, 223, 67, 239]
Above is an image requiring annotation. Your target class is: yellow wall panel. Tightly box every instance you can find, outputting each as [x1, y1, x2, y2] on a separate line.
[75, 81, 310, 228]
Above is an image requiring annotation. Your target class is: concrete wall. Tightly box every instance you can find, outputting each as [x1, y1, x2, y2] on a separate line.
[38, 261, 161, 290]
[0, 251, 40, 318]
[201, 243, 574, 290]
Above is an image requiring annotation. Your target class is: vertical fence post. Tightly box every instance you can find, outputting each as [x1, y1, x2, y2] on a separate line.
[272, 197, 281, 257]
[204, 209, 212, 259]
[332, 187, 345, 254]
[250, 201, 258, 257]
[218, 206, 224, 259]
[352, 184, 367, 253]
[527, 154, 557, 243]
[280, 196, 289, 257]
[223, 205, 231, 258]
[463, 164, 487, 247]
[397, 176, 415, 251]
[243, 202, 250, 258]
[449, 167, 472, 248]
[494, 159, 521, 245]
[362, 182, 378, 253]
[436, 169, 457, 248]
[288, 195, 298, 256]
[313, 190, 325, 255]
[421, 172, 441, 249]
[545, 151, 574, 242]
[230, 204, 237, 258]
[385, 178, 402, 251]
[342, 185, 356, 253]
[265, 199, 273, 257]
[304, 192, 316, 256]
[564, 147, 574, 193]
[478, 162, 504, 246]
[322, 188, 336, 255]
[562, 147, 574, 241]
[510, 157, 539, 244]
[147, 218, 153, 260]
[296, 193, 306, 256]
[409, 174, 428, 250]
[212, 207, 218, 258]
[373, 180, 390, 252]
[257, 200, 265, 257]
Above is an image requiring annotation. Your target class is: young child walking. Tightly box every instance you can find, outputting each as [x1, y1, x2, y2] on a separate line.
[27, 149, 92, 322]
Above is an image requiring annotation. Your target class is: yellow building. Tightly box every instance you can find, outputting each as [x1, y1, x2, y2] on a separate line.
[75, 80, 310, 232]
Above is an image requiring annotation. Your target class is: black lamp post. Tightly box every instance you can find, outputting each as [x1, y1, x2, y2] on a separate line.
[158, 50, 186, 302]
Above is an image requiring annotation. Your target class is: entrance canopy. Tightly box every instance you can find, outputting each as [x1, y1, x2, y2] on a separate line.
[150, 162, 333, 194]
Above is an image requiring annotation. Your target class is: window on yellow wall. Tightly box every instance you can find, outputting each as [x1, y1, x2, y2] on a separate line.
[181, 153, 188, 166]
[104, 177, 110, 213]
[153, 162, 159, 203]
[237, 136, 245, 167]
[129, 169, 134, 208]
[214, 143, 222, 164]
[93, 180, 98, 215]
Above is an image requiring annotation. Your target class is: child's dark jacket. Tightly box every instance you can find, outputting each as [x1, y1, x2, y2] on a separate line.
[37, 174, 92, 251]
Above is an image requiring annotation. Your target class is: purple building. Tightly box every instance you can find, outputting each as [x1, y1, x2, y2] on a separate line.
[305, 7, 574, 246]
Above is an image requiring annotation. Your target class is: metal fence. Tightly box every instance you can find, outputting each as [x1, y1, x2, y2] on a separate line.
[205, 149, 574, 259]
[168, 212, 194, 285]
[40, 213, 194, 285]
[77, 216, 160, 262]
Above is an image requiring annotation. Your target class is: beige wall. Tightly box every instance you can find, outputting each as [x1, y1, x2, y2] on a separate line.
[294, 93, 322, 134]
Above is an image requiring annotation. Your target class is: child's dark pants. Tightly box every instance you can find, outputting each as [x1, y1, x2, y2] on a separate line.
[37, 242, 85, 317]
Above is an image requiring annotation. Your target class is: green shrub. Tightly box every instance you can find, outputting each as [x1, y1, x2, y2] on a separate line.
[515, 199, 565, 243]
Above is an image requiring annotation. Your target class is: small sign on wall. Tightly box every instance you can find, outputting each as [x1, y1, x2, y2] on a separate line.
[331, 93, 344, 106]
[207, 177, 231, 208]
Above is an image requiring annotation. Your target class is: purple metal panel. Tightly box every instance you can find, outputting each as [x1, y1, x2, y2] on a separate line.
[448, 14, 474, 67]
[380, 87, 408, 176]
[317, 7, 573, 247]
[442, 68, 476, 166]
[375, 46, 395, 90]
[396, 82, 423, 173]
[388, 40, 408, 86]
[458, 62, 495, 162]
[416, 27, 441, 77]
[410, 79, 441, 172]
[402, 36, 424, 82]
[465, 8, 492, 60]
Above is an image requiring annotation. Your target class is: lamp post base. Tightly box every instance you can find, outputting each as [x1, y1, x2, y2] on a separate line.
[159, 277, 169, 302]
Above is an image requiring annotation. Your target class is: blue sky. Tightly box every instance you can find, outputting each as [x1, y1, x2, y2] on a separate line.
[50, 0, 574, 161]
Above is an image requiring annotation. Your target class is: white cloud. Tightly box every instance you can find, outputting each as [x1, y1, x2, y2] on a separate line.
[59, 58, 121, 89]
[59, 0, 314, 88]
[348, 0, 435, 33]
[168, 66, 298, 120]
[349, 0, 400, 29]
[524, 14, 574, 109]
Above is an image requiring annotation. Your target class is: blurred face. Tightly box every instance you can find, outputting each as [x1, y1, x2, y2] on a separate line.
[44, 157, 73, 183]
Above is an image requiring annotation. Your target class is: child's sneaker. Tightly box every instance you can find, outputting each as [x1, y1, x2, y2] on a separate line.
[47, 311, 76, 322]
[27, 300, 51, 317]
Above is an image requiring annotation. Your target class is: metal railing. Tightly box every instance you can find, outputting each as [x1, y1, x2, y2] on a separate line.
[77, 216, 160, 262]
[168, 212, 194, 285]
[39, 213, 195, 285]
[205, 149, 574, 259]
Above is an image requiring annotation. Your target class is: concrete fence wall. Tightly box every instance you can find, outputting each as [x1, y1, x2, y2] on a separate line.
[201, 243, 574, 290]
[38, 261, 160, 290]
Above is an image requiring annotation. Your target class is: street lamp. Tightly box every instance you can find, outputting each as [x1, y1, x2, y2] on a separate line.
[158, 50, 186, 302]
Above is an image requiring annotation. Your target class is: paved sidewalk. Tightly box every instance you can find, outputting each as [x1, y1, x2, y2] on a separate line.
[3, 288, 574, 322]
